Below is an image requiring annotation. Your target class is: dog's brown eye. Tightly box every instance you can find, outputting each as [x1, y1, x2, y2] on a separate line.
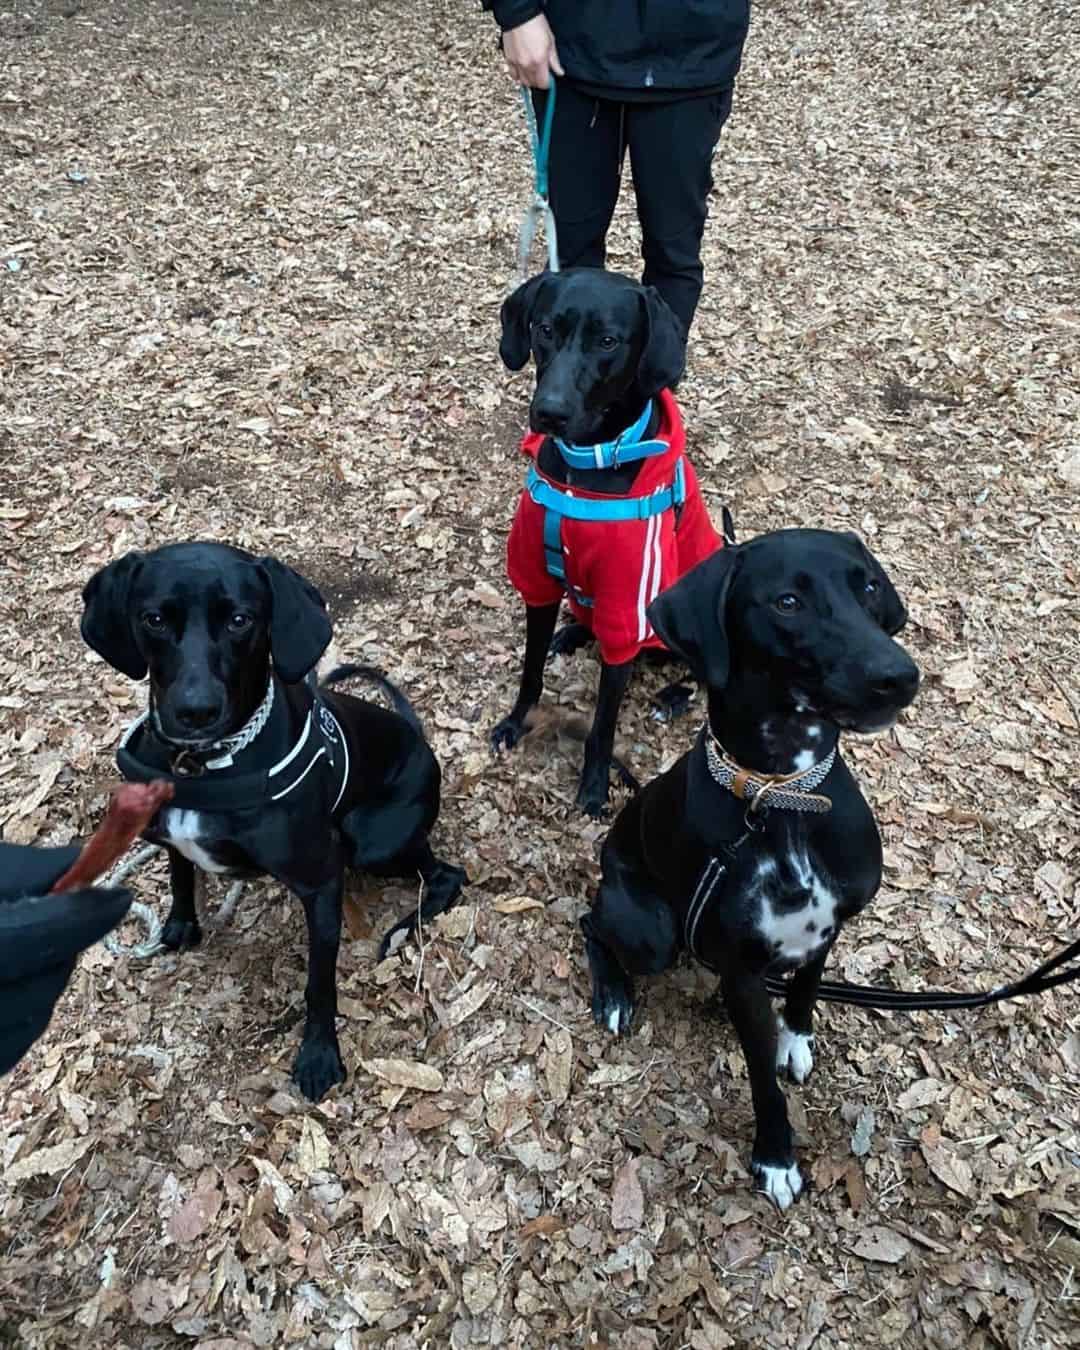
[864, 578, 880, 596]
[599, 335, 618, 351]
[534, 322, 553, 340]
[142, 611, 165, 632]
[227, 613, 252, 633]
[775, 594, 802, 614]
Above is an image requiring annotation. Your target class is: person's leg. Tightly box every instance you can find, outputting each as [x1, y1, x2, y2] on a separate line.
[533, 84, 624, 270]
[627, 89, 734, 335]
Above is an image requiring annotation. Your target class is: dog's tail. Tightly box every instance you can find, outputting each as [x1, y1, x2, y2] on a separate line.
[320, 664, 423, 735]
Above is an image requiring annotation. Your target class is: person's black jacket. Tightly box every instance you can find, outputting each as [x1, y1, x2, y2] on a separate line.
[482, 1, 751, 96]
[1, 842, 131, 1075]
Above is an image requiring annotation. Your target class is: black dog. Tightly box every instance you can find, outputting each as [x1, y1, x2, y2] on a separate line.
[81, 542, 465, 1101]
[581, 527, 919, 1208]
[491, 268, 722, 816]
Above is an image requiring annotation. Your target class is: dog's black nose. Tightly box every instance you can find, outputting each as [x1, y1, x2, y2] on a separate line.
[532, 399, 571, 437]
[174, 699, 223, 731]
[868, 662, 920, 702]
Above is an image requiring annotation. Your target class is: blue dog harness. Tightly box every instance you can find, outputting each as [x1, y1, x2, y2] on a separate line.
[527, 457, 686, 607]
[527, 400, 686, 606]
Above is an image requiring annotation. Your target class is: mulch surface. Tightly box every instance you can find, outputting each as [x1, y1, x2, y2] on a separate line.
[1, 1, 1077, 1346]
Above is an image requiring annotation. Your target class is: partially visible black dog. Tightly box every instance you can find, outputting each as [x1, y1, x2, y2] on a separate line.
[581, 526, 919, 1208]
[81, 542, 465, 1101]
[491, 268, 722, 816]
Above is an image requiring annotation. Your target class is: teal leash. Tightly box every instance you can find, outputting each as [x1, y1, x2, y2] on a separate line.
[517, 80, 559, 279]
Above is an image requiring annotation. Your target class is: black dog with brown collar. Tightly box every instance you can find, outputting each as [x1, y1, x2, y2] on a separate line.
[580, 527, 919, 1206]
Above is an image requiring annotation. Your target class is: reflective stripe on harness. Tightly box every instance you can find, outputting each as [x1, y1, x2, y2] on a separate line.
[117, 695, 349, 814]
[528, 459, 687, 604]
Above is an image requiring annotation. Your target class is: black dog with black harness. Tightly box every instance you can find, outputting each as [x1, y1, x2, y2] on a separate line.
[581, 527, 919, 1207]
[81, 542, 465, 1101]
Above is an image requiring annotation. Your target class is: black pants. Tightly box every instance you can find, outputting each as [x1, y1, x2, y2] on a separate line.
[533, 83, 733, 336]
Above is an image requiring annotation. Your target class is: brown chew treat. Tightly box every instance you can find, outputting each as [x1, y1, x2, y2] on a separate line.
[50, 781, 175, 893]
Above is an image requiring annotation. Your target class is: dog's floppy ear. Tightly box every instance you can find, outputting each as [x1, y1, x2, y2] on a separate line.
[258, 558, 332, 684]
[80, 552, 147, 680]
[877, 571, 908, 636]
[636, 286, 686, 397]
[647, 544, 737, 690]
[846, 533, 908, 636]
[499, 273, 549, 371]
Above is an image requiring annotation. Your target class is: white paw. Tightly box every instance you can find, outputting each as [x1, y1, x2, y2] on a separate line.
[593, 991, 634, 1036]
[753, 1161, 804, 1211]
[776, 1015, 814, 1084]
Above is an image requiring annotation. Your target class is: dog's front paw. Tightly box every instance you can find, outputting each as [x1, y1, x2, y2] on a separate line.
[650, 682, 695, 723]
[775, 1015, 815, 1084]
[577, 790, 610, 819]
[293, 1036, 346, 1102]
[377, 917, 412, 962]
[752, 1158, 804, 1211]
[592, 982, 634, 1036]
[161, 916, 202, 950]
[576, 765, 611, 818]
[490, 716, 525, 754]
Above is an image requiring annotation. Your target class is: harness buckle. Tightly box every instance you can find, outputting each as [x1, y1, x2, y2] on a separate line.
[673, 458, 686, 508]
[171, 750, 206, 779]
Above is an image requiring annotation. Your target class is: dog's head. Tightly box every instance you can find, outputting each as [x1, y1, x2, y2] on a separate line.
[499, 268, 685, 444]
[81, 542, 332, 748]
[648, 528, 919, 733]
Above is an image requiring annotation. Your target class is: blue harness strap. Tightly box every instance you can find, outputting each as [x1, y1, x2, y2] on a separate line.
[528, 460, 685, 523]
[543, 505, 566, 583]
[529, 460, 687, 604]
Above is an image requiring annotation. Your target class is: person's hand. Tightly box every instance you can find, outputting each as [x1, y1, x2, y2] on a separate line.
[503, 14, 564, 89]
[1, 842, 131, 1075]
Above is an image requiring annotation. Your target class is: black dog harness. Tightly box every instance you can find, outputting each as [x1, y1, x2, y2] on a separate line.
[116, 686, 350, 814]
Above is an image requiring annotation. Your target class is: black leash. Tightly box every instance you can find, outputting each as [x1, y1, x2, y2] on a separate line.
[765, 935, 1080, 1011]
[676, 702, 1080, 1013]
[685, 802, 1080, 1012]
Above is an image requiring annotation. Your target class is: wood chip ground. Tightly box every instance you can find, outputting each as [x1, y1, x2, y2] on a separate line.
[1, 1, 1077, 1346]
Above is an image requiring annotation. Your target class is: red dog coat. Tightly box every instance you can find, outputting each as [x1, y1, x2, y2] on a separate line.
[507, 389, 722, 666]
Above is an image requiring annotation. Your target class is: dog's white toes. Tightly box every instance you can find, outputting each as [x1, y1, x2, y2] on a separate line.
[776, 1016, 814, 1084]
[753, 1161, 804, 1211]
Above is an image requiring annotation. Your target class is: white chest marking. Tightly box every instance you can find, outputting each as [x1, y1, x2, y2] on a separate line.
[753, 849, 838, 967]
[161, 808, 229, 874]
[791, 725, 824, 772]
[759, 719, 825, 774]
